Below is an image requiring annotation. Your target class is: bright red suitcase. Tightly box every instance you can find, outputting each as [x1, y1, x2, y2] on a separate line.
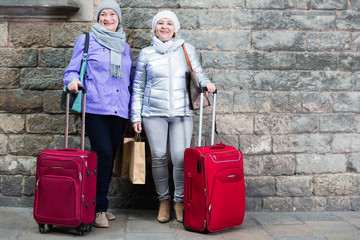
[183, 88, 245, 232]
[33, 87, 97, 236]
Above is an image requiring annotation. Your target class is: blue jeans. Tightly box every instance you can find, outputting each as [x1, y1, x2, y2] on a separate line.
[143, 116, 193, 203]
[85, 113, 126, 212]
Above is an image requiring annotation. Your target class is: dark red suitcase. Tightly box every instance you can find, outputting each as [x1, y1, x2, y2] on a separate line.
[183, 88, 245, 232]
[33, 87, 97, 236]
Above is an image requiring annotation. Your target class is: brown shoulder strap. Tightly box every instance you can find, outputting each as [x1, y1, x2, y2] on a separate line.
[182, 44, 193, 72]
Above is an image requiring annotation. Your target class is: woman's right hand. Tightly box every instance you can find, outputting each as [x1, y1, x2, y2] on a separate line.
[67, 79, 82, 93]
[132, 122, 142, 133]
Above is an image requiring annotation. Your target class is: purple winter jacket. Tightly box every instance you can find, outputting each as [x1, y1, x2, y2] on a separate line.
[63, 32, 134, 119]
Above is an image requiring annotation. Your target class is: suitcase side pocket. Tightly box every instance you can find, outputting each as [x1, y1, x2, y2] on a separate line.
[207, 168, 245, 232]
[34, 176, 81, 227]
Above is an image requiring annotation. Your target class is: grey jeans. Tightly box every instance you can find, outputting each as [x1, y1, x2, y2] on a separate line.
[143, 116, 193, 203]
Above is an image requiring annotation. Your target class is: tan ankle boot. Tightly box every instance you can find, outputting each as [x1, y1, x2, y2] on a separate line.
[157, 200, 171, 223]
[174, 202, 184, 223]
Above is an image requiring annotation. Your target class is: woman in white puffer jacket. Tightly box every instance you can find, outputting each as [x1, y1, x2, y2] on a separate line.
[130, 10, 216, 224]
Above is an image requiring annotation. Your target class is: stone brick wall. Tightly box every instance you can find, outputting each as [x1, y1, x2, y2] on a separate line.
[0, 0, 360, 211]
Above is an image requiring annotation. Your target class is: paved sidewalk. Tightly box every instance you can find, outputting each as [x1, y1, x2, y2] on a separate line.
[1, 207, 360, 240]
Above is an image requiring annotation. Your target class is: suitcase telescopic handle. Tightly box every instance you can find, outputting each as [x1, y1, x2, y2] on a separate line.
[198, 87, 217, 147]
[64, 86, 87, 150]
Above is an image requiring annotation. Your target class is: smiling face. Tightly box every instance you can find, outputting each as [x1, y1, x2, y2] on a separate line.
[98, 8, 119, 32]
[155, 18, 175, 42]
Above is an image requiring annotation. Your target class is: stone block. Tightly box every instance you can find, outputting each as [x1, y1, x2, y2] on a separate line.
[202, 51, 237, 68]
[353, 33, 360, 51]
[333, 92, 360, 112]
[9, 23, 51, 47]
[324, 71, 352, 90]
[214, 0, 245, 8]
[293, 197, 327, 211]
[20, 68, 64, 90]
[308, 32, 351, 51]
[26, 114, 67, 134]
[263, 52, 295, 70]
[351, 196, 360, 211]
[122, 8, 156, 29]
[240, 135, 272, 154]
[252, 31, 306, 51]
[212, 70, 253, 91]
[23, 176, 35, 196]
[332, 134, 360, 152]
[351, 0, 360, 10]
[0, 68, 19, 89]
[319, 114, 355, 132]
[0, 134, 6, 155]
[286, 11, 335, 30]
[348, 153, 360, 172]
[198, 10, 232, 28]
[234, 91, 271, 113]
[244, 155, 264, 176]
[0, 196, 33, 207]
[326, 196, 351, 211]
[180, 30, 217, 50]
[179, 0, 211, 8]
[43, 90, 63, 114]
[295, 53, 337, 70]
[0, 49, 37, 67]
[8, 135, 54, 157]
[0, 156, 36, 175]
[262, 155, 295, 176]
[246, 0, 295, 9]
[39, 48, 66, 68]
[0, 90, 42, 114]
[245, 197, 263, 211]
[175, 10, 198, 29]
[263, 197, 293, 212]
[336, 10, 360, 30]
[313, 0, 347, 10]
[253, 71, 323, 91]
[237, 52, 263, 70]
[276, 176, 313, 197]
[339, 53, 360, 71]
[216, 114, 253, 135]
[0, 114, 25, 134]
[297, 0, 311, 9]
[314, 174, 360, 196]
[0, 22, 7, 46]
[245, 176, 276, 197]
[129, 0, 178, 7]
[127, 29, 152, 50]
[1, 176, 22, 196]
[65, 48, 73, 66]
[254, 114, 292, 135]
[216, 92, 233, 114]
[217, 31, 250, 51]
[272, 91, 302, 113]
[273, 134, 332, 154]
[296, 154, 347, 174]
[234, 10, 285, 30]
[51, 23, 91, 47]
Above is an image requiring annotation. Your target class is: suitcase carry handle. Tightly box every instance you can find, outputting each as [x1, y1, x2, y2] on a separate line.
[65, 86, 87, 150]
[198, 87, 217, 147]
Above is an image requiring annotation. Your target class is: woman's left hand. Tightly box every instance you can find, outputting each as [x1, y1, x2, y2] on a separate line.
[204, 83, 216, 94]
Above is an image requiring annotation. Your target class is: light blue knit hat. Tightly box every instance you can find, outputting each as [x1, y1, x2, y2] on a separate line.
[96, 0, 122, 22]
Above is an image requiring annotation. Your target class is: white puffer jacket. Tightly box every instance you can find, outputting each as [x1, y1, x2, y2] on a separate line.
[130, 42, 210, 123]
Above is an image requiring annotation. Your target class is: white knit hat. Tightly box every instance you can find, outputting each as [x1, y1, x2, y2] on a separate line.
[96, 0, 122, 22]
[152, 10, 180, 32]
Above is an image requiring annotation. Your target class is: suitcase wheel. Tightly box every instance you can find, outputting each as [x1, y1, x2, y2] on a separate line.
[47, 224, 53, 231]
[38, 223, 45, 234]
[85, 224, 92, 232]
[76, 223, 85, 236]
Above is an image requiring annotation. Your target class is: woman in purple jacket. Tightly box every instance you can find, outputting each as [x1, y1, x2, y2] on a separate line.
[63, 0, 133, 228]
